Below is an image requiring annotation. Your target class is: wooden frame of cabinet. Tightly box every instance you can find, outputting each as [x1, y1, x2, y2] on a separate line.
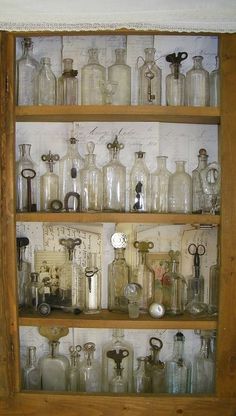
[0, 30, 236, 415]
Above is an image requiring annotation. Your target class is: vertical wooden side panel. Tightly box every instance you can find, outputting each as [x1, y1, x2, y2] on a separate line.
[217, 33, 236, 397]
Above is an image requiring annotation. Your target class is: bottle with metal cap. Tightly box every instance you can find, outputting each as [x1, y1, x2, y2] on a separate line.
[80, 141, 102, 212]
[79, 342, 101, 392]
[162, 250, 186, 315]
[40, 150, 60, 211]
[16, 237, 31, 308]
[148, 337, 166, 393]
[67, 345, 82, 392]
[130, 151, 151, 212]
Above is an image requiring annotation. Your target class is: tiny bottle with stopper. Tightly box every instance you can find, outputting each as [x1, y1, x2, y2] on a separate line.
[108, 348, 129, 393]
[16, 37, 39, 105]
[162, 250, 186, 315]
[192, 148, 209, 213]
[58, 58, 78, 105]
[124, 282, 142, 319]
[16, 143, 38, 212]
[108, 48, 131, 105]
[84, 252, 101, 314]
[130, 151, 151, 212]
[40, 150, 60, 211]
[36, 57, 56, 105]
[80, 141, 102, 212]
[81, 48, 106, 105]
[137, 48, 161, 105]
[151, 155, 171, 213]
[16, 237, 31, 308]
[23, 346, 41, 390]
[133, 241, 155, 313]
[79, 342, 102, 392]
[133, 356, 151, 393]
[192, 331, 215, 393]
[67, 345, 82, 392]
[186, 55, 210, 106]
[165, 52, 188, 106]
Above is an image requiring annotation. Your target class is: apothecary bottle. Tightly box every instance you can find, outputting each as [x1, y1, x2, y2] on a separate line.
[162, 250, 186, 315]
[39, 340, 69, 391]
[103, 136, 126, 211]
[79, 342, 101, 392]
[23, 346, 41, 390]
[16, 37, 39, 105]
[166, 63, 185, 106]
[25, 272, 43, 311]
[200, 161, 221, 214]
[108, 48, 131, 105]
[192, 148, 208, 213]
[133, 241, 155, 313]
[168, 161, 192, 213]
[210, 56, 220, 107]
[208, 262, 219, 315]
[130, 151, 150, 212]
[186, 56, 210, 106]
[148, 337, 166, 393]
[58, 58, 78, 105]
[133, 356, 151, 393]
[81, 48, 106, 105]
[40, 151, 60, 211]
[80, 141, 102, 212]
[84, 252, 101, 314]
[151, 156, 171, 212]
[67, 345, 81, 392]
[138, 48, 161, 105]
[192, 332, 215, 393]
[16, 144, 38, 212]
[36, 57, 56, 105]
[16, 237, 31, 308]
[109, 350, 129, 393]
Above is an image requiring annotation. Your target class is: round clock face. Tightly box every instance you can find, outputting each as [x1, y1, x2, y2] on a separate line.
[111, 232, 128, 248]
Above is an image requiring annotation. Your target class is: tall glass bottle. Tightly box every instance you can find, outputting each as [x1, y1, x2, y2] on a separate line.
[168, 161, 192, 213]
[208, 262, 219, 315]
[108, 48, 131, 105]
[16, 37, 39, 105]
[58, 58, 78, 105]
[162, 250, 186, 315]
[186, 56, 210, 106]
[81, 48, 106, 105]
[39, 340, 69, 391]
[192, 148, 208, 213]
[210, 56, 220, 107]
[23, 346, 41, 390]
[80, 141, 102, 212]
[133, 241, 155, 313]
[148, 337, 166, 393]
[16, 143, 38, 212]
[133, 356, 152, 393]
[130, 151, 150, 212]
[138, 48, 161, 105]
[84, 252, 101, 314]
[165, 332, 192, 394]
[151, 156, 171, 212]
[79, 342, 101, 392]
[16, 237, 31, 308]
[192, 332, 215, 393]
[40, 151, 60, 211]
[67, 345, 81, 392]
[103, 136, 126, 211]
[36, 57, 56, 105]
[59, 136, 84, 212]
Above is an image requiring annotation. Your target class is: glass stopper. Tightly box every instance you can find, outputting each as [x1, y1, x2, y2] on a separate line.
[111, 232, 128, 249]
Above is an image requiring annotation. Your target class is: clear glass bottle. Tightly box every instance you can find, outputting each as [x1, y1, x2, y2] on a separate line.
[208, 263, 220, 315]
[138, 48, 161, 105]
[16, 37, 39, 105]
[67, 345, 81, 392]
[81, 48, 106, 105]
[168, 161, 192, 213]
[130, 151, 150, 212]
[133, 241, 155, 313]
[166, 64, 185, 106]
[148, 337, 166, 393]
[59, 238, 84, 310]
[59, 136, 84, 212]
[23, 346, 41, 390]
[16, 143, 38, 212]
[108, 48, 131, 105]
[186, 55, 210, 106]
[192, 332, 215, 393]
[133, 356, 152, 393]
[102, 329, 133, 392]
[210, 56, 220, 107]
[108, 232, 130, 313]
[25, 272, 44, 311]
[162, 250, 186, 315]
[200, 161, 221, 214]
[36, 57, 56, 105]
[16, 237, 31, 308]
[84, 252, 101, 314]
[103, 136, 126, 212]
[108, 349, 129, 393]
[165, 332, 192, 394]
[58, 58, 78, 105]
[40, 151, 60, 211]
[39, 340, 69, 391]
[151, 156, 171, 212]
[80, 141, 102, 212]
[192, 148, 209, 213]
[79, 342, 101, 392]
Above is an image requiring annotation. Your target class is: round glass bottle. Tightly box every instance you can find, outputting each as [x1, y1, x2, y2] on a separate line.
[162, 250, 186, 315]
[40, 151, 60, 211]
[80, 141, 102, 212]
[130, 151, 150, 212]
[79, 342, 101, 392]
[192, 332, 215, 393]
[108, 48, 131, 105]
[151, 156, 171, 213]
[16, 37, 39, 105]
[16, 143, 38, 212]
[58, 58, 78, 105]
[36, 57, 56, 105]
[39, 340, 70, 391]
[186, 55, 210, 106]
[138, 48, 161, 105]
[166, 63, 185, 106]
[168, 161, 192, 213]
[133, 241, 155, 313]
[81, 48, 106, 105]
[192, 148, 208, 213]
[210, 56, 220, 107]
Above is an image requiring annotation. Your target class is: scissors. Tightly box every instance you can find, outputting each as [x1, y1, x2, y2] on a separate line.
[188, 243, 205, 278]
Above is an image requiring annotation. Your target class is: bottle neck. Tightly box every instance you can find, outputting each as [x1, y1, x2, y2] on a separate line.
[19, 144, 32, 159]
[28, 346, 37, 367]
[192, 56, 203, 69]
[85, 153, 96, 167]
[115, 50, 126, 65]
[49, 341, 60, 358]
[114, 248, 125, 260]
[144, 48, 156, 63]
[156, 156, 167, 171]
[110, 148, 120, 161]
[173, 339, 185, 359]
[112, 328, 124, 340]
[170, 260, 179, 273]
[175, 161, 186, 172]
[88, 49, 99, 65]
[197, 155, 208, 169]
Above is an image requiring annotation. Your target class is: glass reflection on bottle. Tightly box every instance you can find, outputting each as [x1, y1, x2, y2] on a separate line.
[23, 346, 41, 390]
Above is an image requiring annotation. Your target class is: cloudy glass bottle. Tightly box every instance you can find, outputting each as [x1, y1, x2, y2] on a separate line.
[108, 48, 131, 105]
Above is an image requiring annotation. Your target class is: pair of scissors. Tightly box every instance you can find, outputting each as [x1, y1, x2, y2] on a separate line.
[188, 243, 205, 278]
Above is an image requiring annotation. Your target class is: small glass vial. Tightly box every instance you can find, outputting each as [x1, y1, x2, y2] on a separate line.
[16, 37, 39, 105]
[162, 250, 186, 315]
[36, 57, 56, 105]
[39, 340, 70, 391]
[192, 148, 209, 213]
[67, 345, 81, 392]
[16, 237, 31, 308]
[79, 342, 102, 392]
[81, 48, 106, 105]
[84, 253, 101, 314]
[16, 143, 38, 212]
[23, 346, 41, 390]
[138, 48, 161, 105]
[108, 48, 131, 105]
[192, 332, 215, 393]
[80, 141, 102, 212]
[168, 161, 192, 213]
[148, 337, 166, 393]
[133, 241, 155, 313]
[151, 156, 171, 212]
[40, 151, 60, 211]
[130, 151, 151, 212]
[133, 356, 151, 393]
[166, 63, 185, 106]
[58, 58, 78, 105]
[186, 56, 210, 106]
[210, 56, 220, 107]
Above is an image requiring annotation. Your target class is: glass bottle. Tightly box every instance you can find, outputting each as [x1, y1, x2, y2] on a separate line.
[40, 151, 60, 211]
[23, 346, 41, 390]
[130, 151, 150, 212]
[108, 232, 130, 313]
[58, 238, 84, 310]
[186, 56, 210, 106]
[79, 342, 101, 392]
[210, 56, 220, 107]
[108, 349, 129, 393]
[108, 48, 131, 105]
[16, 143, 38, 212]
[162, 250, 186, 315]
[165, 332, 192, 394]
[103, 136, 126, 212]
[192, 332, 215, 393]
[102, 329, 133, 392]
[124, 282, 142, 319]
[36, 57, 56, 105]
[138, 48, 161, 105]
[192, 148, 209, 213]
[148, 337, 166, 393]
[166, 64, 185, 106]
[168, 161, 192, 213]
[81, 48, 106, 105]
[67, 345, 81, 392]
[58, 58, 78, 105]
[80, 141, 102, 212]
[59, 136, 84, 212]
[151, 156, 171, 212]
[133, 356, 151, 393]
[133, 241, 155, 313]
[39, 340, 69, 391]
[208, 262, 220, 315]
[16, 237, 31, 308]
[200, 161, 221, 214]
[16, 37, 39, 105]
[25, 272, 44, 311]
[84, 252, 101, 314]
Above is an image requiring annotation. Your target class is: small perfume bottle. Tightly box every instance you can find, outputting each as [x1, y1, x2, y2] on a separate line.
[39, 340, 70, 391]
[40, 150, 60, 211]
[79, 342, 102, 392]
[16, 237, 31, 308]
[67, 345, 81, 392]
[23, 346, 41, 390]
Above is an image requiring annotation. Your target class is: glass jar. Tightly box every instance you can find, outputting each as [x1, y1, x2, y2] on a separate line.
[16, 37, 39, 105]
[108, 48, 131, 105]
[192, 332, 215, 393]
[80, 141, 102, 212]
[148, 337, 166, 393]
[58, 58, 78, 105]
[210, 56, 220, 107]
[129, 151, 150, 212]
[84, 253, 101, 314]
[166, 63, 185, 106]
[79, 342, 101, 392]
[16, 237, 31, 308]
[36, 57, 56, 105]
[168, 161, 192, 213]
[186, 55, 210, 106]
[40, 151, 60, 211]
[138, 48, 161, 105]
[162, 250, 186, 315]
[81, 48, 106, 105]
[16, 143, 38, 212]
[39, 340, 69, 391]
[23, 346, 41, 390]
[133, 241, 155, 313]
[133, 356, 152, 393]
[151, 156, 171, 212]
[192, 148, 209, 213]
